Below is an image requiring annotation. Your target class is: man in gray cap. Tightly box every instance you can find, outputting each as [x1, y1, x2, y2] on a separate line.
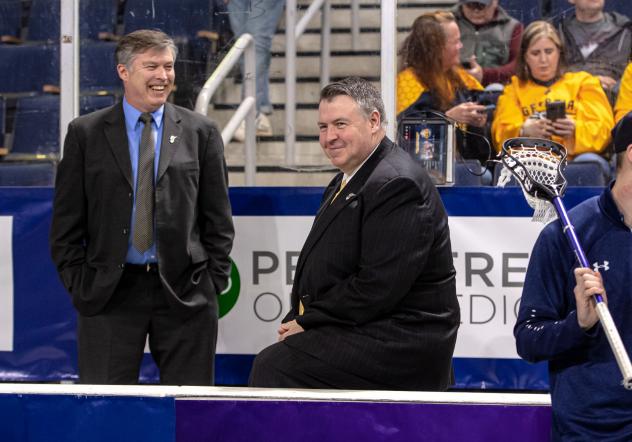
[452, 0, 524, 85]
[514, 114, 632, 439]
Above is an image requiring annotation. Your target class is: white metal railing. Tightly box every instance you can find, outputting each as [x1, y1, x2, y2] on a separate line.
[381, 2, 397, 141]
[351, 0, 360, 52]
[195, 33, 257, 186]
[284, 0, 377, 166]
[285, 0, 331, 167]
[59, 0, 80, 159]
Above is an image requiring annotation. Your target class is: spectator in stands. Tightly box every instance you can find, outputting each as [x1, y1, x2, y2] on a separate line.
[397, 11, 492, 166]
[514, 114, 632, 440]
[228, 0, 286, 141]
[50, 30, 234, 385]
[557, 0, 632, 102]
[492, 20, 614, 175]
[614, 62, 632, 122]
[452, 0, 524, 85]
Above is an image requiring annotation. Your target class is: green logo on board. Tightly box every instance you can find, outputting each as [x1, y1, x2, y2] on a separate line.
[218, 259, 240, 318]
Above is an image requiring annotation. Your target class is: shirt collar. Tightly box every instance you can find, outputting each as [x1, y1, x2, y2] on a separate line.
[122, 97, 165, 130]
[600, 180, 629, 229]
[343, 141, 382, 184]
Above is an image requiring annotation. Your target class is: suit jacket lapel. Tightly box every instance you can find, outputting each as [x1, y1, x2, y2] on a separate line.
[313, 173, 343, 222]
[104, 103, 133, 189]
[294, 137, 394, 280]
[157, 103, 183, 183]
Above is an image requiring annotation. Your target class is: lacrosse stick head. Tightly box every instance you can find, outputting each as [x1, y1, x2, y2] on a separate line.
[497, 137, 568, 223]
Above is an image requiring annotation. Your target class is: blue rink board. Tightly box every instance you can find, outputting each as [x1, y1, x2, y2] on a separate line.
[0, 186, 603, 389]
[0, 394, 175, 442]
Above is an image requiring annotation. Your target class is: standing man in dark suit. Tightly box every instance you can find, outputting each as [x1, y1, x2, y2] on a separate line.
[249, 77, 460, 391]
[50, 30, 234, 385]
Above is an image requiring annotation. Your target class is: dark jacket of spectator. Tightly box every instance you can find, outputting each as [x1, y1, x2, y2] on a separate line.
[558, 11, 632, 82]
[453, 4, 523, 85]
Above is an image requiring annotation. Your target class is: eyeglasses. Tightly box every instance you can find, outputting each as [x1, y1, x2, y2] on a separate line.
[463, 2, 489, 11]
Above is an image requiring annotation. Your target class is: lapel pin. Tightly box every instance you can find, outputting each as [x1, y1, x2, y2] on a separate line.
[346, 193, 356, 201]
[169, 135, 177, 143]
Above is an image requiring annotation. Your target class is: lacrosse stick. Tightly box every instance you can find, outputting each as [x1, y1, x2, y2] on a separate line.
[498, 137, 632, 389]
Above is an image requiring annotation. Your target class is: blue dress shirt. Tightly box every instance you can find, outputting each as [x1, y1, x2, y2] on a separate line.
[122, 98, 164, 264]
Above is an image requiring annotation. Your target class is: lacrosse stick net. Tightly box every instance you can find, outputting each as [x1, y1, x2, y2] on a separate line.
[498, 137, 632, 389]
[497, 138, 566, 223]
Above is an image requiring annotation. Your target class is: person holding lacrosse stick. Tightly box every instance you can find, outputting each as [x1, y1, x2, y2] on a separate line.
[509, 118, 632, 440]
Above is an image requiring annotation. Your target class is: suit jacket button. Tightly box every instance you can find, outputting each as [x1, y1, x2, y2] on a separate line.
[119, 264, 125, 269]
[123, 228, 128, 235]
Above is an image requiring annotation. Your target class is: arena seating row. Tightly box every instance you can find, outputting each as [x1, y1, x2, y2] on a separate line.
[0, 96, 4, 150]
[0, 93, 115, 186]
[0, 0, 226, 168]
[0, 0, 116, 43]
[0, 160, 55, 186]
[10, 94, 115, 157]
[500, 0, 632, 24]
[0, 0, 221, 43]
[0, 157, 606, 187]
[0, 41, 121, 95]
[549, 0, 632, 21]
[490, 161, 607, 187]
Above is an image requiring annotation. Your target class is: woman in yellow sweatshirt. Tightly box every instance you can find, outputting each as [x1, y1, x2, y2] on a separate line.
[492, 21, 613, 163]
[397, 11, 491, 164]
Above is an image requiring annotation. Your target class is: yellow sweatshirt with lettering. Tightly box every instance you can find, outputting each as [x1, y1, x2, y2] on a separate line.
[614, 62, 632, 123]
[491, 72, 614, 157]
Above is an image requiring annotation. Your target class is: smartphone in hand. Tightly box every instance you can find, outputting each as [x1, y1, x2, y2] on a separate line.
[546, 100, 566, 121]
[477, 104, 496, 114]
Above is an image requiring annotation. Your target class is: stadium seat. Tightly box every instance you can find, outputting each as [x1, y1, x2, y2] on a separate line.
[0, 0, 22, 43]
[11, 94, 115, 157]
[500, 0, 542, 25]
[79, 0, 119, 41]
[11, 95, 60, 156]
[455, 160, 484, 186]
[25, 0, 59, 42]
[0, 44, 59, 94]
[26, 0, 118, 42]
[0, 161, 55, 186]
[563, 161, 608, 187]
[123, 0, 214, 41]
[548, 0, 632, 20]
[80, 41, 121, 93]
[0, 96, 5, 150]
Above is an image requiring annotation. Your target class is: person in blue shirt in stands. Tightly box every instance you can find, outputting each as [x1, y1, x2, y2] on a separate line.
[514, 113, 632, 440]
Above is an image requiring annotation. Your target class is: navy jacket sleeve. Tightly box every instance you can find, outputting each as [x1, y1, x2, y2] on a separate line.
[514, 223, 600, 362]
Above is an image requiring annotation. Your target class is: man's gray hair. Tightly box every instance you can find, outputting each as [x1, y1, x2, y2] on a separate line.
[320, 77, 387, 126]
[115, 29, 178, 68]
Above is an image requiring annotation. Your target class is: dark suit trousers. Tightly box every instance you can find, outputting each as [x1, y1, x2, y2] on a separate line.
[77, 267, 217, 385]
[248, 340, 394, 390]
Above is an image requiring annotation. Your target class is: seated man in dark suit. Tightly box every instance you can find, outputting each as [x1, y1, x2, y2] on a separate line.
[249, 77, 460, 391]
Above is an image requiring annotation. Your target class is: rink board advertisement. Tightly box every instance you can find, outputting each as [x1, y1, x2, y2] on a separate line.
[0, 186, 602, 388]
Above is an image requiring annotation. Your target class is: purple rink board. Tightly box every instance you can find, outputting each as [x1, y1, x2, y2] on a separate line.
[176, 399, 552, 442]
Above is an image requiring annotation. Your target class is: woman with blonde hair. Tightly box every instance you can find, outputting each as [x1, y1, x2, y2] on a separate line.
[397, 11, 491, 164]
[492, 20, 613, 172]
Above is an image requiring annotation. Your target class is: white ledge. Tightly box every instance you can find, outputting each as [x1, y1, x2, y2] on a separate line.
[0, 383, 551, 406]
